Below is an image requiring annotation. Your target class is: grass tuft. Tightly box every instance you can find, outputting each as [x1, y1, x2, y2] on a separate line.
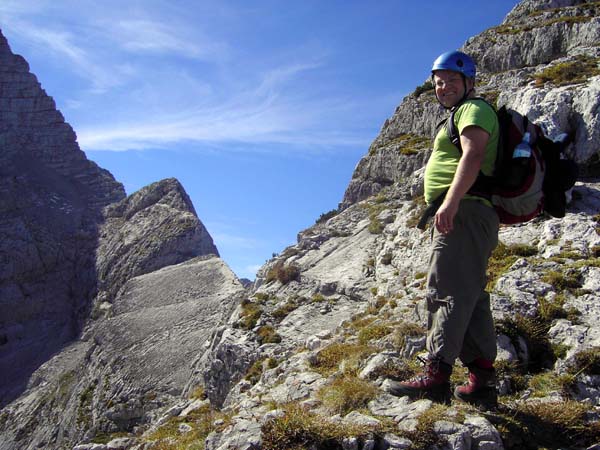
[256, 325, 282, 345]
[317, 375, 379, 415]
[310, 342, 378, 376]
[570, 346, 600, 376]
[261, 403, 380, 450]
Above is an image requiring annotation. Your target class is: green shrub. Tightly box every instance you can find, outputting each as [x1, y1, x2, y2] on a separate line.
[368, 216, 383, 234]
[403, 404, 454, 450]
[406, 195, 428, 228]
[495, 360, 528, 394]
[245, 358, 266, 385]
[253, 292, 272, 302]
[189, 385, 206, 400]
[238, 299, 262, 330]
[497, 315, 555, 373]
[413, 80, 434, 97]
[487, 242, 538, 290]
[515, 400, 599, 448]
[541, 269, 582, 293]
[311, 293, 325, 303]
[491, 399, 600, 449]
[391, 321, 425, 351]
[146, 402, 229, 448]
[272, 300, 299, 320]
[266, 262, 300, 284]
[257, 325, 282, 345]
[528, 371, 576, 397]
[381, 252, 393, 265]
[316, 209, 339, 224]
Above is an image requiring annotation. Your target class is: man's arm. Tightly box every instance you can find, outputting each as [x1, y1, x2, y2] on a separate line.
[434, 125, 490, 234]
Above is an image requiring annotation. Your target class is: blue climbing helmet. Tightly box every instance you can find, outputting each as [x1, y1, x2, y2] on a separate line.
[431, 51, 476, 79]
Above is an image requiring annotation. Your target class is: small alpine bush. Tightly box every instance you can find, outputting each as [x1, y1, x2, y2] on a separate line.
[266, 262, 300, 284]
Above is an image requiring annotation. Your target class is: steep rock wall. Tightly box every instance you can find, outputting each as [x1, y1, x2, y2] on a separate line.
[0, 29, 125, 406]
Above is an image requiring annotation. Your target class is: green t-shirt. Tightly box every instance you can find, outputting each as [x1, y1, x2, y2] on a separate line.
[424, 99, 499, 205]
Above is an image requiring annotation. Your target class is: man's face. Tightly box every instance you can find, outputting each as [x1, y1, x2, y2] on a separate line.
[433, 70, 472, 108]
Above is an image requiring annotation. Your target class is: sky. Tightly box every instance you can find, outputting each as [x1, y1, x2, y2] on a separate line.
[0, 0, 519, 280]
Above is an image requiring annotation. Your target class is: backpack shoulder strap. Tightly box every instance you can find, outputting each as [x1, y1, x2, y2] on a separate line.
[446, 97, 496, 153]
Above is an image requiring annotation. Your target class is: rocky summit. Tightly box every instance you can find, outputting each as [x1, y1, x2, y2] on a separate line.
[2, 1, 600, 449]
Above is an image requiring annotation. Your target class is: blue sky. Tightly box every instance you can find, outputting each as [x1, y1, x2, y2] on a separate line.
[0, 0, 518, 280]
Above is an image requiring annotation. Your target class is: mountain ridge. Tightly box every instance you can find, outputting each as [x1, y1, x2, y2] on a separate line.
[2, 1, 600, 449]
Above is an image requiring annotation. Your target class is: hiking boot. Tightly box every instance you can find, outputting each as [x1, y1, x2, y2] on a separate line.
[384, 357, 452, 404]
[454, 365, 497, 409]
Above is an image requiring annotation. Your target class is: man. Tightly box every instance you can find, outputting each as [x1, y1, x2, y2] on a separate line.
[385, 50, 500, 408]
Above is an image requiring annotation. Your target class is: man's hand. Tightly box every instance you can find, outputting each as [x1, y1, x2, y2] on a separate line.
[435, 198, 460, 235]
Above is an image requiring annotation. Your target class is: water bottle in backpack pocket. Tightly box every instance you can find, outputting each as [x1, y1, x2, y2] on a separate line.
[504, 131, 533, 189]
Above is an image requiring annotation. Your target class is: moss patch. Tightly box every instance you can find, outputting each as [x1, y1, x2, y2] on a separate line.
[533, 55, 600, 87]
[487, 242, 538, 290]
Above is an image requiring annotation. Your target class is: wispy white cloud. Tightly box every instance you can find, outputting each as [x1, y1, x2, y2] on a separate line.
[76, 58, 370, 152]
[114, 19, 229, 61]
[1, 17, 135, 93]
[1, 0, 375, 154]
[76, 94, 368, 152]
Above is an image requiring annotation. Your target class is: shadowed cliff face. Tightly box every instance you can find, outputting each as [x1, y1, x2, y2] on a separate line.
[0, 29, 126, 406]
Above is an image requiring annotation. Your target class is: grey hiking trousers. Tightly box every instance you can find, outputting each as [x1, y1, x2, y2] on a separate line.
[425, 199, 499, 366]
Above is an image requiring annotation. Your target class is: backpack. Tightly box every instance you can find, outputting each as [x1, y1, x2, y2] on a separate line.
[417, 98, 577, 229]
